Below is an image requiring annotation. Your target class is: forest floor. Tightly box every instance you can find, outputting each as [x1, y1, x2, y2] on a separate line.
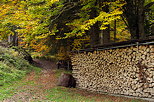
[2, 59, 149, 102]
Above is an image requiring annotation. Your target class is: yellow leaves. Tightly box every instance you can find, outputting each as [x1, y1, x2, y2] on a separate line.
[64, 0, 125, 38]
[49, 0, 59, 4]
[26, 39, 51, 55]
[80, 8, 123, 31]
[56, 46, 69, 60]
[80, 19, 96, 31]
[72, 39, 82, 50]
[35, 33, 49, 39]
[100, 26, 108, 30]
[38, 0, 59, 7]
[12, 1, 18, 4]
[72, 36, 90, 50]
[0, 0, 56, 55]
[0, 5, 11, 20]
[0, 0, 31, 27]
[51, 0, 59, 2]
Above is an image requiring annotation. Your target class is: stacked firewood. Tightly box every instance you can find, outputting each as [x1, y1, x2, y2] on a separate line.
[71, 45, 154, 98]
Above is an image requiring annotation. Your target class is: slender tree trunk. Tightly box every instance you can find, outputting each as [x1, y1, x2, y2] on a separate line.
[102, 25, 110, 44]
[138, 0, 145, 39]
[90, 22, 100, 47]
[13, 33, 18, 46]
[89, 4, 100, 47]
[8, 35, 13, 44]
[8, 31, 18, 46]
[151, 25, 154, 36]
[114, 20, 116, 42]
[12, 31, 18, 46]
[101, 1, 110, 44]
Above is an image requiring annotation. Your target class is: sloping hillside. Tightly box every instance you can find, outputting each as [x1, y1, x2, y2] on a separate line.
[0, 46, 35, 86]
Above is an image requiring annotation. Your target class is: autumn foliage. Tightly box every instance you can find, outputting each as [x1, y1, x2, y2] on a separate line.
[0, 0, 153, 59]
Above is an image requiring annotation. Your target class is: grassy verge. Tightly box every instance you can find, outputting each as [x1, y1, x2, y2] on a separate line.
[46, 69, 147, 102]
[46, 86, 146, 102]
[46, 87, 96, 102]
[0, 67, 41, 101]
[0, 80, 35, 100]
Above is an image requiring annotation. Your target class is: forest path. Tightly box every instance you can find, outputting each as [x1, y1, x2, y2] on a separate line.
[3, 59, 57, 102]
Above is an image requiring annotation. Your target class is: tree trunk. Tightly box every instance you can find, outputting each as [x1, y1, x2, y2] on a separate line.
[123, 0, 145, 40]
[101, 26, 110, 44]
[90, 23, 100, 47]
[89, 5, 100, 47]
[114, 20, 117, 42]
[151, 25, 154, 36]
[11, 31, 18, 46]
[8, 33, 18, 46]
[101, 2, 110, 44]
[138, 0, 145, 39]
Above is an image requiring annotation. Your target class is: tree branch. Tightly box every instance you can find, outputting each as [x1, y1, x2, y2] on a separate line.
[121, 15, 129, 28]
[49, 2, 80, 29]
[144, 2, 154, 12]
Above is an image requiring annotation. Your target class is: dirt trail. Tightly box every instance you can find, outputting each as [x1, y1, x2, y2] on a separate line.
[3, 59, 57, 102]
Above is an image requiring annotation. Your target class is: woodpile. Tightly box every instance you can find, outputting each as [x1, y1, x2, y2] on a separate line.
[70, 45, 154, 98]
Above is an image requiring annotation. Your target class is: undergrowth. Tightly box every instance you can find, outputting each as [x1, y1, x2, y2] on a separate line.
[0, 46, 41, 100]
[0, 46, 39, 86]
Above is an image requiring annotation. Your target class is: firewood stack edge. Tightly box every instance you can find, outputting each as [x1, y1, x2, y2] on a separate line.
[70, 45, 154, 98]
